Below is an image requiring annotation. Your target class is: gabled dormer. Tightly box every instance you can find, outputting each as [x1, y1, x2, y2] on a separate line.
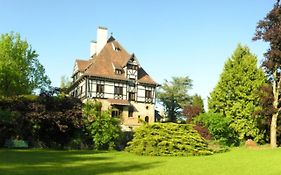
[72, 59, 90, 82]
[126, 54, 139, 80]
[112, 62, 124, 76]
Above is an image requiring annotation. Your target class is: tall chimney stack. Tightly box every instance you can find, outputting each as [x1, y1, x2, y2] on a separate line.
[96, 27, 108, 55]
[90, 41, 97, 57]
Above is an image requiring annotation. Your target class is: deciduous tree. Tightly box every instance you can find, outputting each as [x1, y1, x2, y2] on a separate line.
[157, 76, 192, 122]
[253, 0, 281, 147]
[192, 94, 205, 112]
[0, 32, 50, 96]
[183, 94, 205, 123]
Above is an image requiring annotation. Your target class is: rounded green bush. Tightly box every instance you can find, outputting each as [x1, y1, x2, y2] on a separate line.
[125, 123, 213, 156]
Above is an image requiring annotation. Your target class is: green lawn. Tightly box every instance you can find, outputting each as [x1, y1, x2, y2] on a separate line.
[1, 148, 281, 175]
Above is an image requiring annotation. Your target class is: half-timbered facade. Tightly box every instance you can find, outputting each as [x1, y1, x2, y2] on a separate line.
[69, 27, 158, 130]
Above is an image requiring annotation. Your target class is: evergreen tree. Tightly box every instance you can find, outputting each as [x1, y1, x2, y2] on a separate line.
[208, 44, 266, 142]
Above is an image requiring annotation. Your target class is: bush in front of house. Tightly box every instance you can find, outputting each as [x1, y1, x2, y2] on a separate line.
[125, 123, 213, 156]
[82, 100, 122, 150]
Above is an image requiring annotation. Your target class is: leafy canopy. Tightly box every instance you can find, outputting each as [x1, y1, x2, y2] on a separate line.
[194, 112, 239, 146]
[0, 32, 50, 96]
[157, 76, 192, 122]
[208, 44, 266, 142]
[183, 94, 205, 123]
[253, 0, 281, 147]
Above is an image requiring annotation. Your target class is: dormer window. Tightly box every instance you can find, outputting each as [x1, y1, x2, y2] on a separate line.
[115, 69, 122, 75]
[127, 64, 138, 70]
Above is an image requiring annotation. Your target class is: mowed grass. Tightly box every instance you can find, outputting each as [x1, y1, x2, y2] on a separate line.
[1, 147, 281, 175]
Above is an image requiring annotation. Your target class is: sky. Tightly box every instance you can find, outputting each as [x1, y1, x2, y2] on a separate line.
[0, 0, 276, 108]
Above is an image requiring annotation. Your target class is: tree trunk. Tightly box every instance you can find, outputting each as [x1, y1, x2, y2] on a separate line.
[271, 113, 278, 148]
[271, 69, 279, 148]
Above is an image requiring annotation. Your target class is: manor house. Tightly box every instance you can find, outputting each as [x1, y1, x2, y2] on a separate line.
[69, 27, 158, 130]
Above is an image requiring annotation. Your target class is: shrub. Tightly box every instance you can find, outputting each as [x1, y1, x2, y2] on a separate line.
[0, 95, 83, 148]
[193, 112, 240, 146]
[193, 124, 212, 140]
[83, 100, 121, 150]
[4, 139, 28, 148]
[126, 123, 213, 156]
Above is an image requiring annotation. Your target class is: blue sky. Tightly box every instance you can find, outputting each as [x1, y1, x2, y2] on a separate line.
[0, 0, 275, 108]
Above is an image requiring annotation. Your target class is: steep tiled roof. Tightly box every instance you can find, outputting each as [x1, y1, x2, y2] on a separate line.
[138, 67, 157, 85]
[74, 36, 157, 85]
[76, 60, 90, 72]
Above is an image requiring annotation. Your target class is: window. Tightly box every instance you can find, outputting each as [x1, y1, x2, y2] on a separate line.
[129, 92, 135, 101]
[112, 106, 123, 117]
[128, 78, 136, 86]
[114, 86, 123, 95]
[128, 106, 134, 118]
[115, 69, 122, 75]
[88, 80, 95, 92]
[80, 86, 83, 95]
[96, 84, 104, 93]
[127, 64, 138, 70]
[145, 90, 152, 99]
[145, 116, 149, 123]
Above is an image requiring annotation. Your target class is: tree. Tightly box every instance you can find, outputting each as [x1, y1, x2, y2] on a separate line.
[183, 94, 205, 123]
[253, 0, 281, 148]
[183, 105, 202, 123]
[0, 94, 83, 148]
[208, 44, 266, 142]
[60, 75, 71, 89]
[82, 100, 121, 150]
[194, 112, 239, 146]
[157, 76, 192, 122]
[255, 84, 275, 143]
[192, 94, 205, 113]
[60, 75, 72, 95]
[0, 32, 50, 96]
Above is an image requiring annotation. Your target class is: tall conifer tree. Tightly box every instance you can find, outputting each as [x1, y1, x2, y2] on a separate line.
[209, 44, 266, 142]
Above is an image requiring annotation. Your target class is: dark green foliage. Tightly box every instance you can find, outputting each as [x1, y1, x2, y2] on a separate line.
[0, 94, 83, 148]
[194, 113, 239, 146]
[117, 131, 134, 150]
[126, 123, 213, 156]
[83, 100, 121, 150]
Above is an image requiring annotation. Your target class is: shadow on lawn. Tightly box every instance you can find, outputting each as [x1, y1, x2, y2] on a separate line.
[0, 149, 162, 175]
